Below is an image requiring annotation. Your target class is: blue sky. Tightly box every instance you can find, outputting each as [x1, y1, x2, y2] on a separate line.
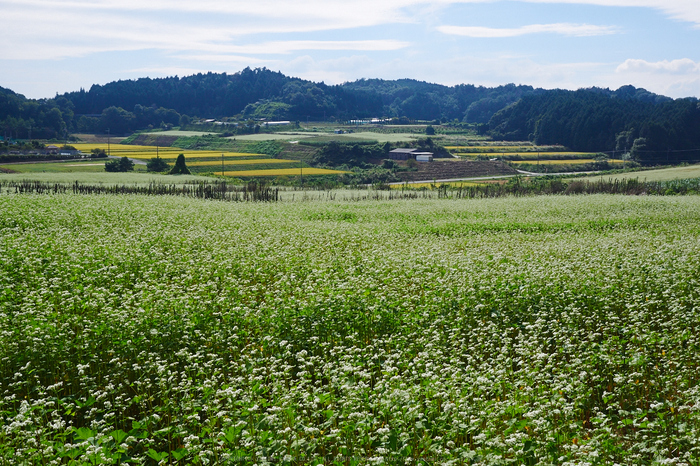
[2, 0, 699, 99]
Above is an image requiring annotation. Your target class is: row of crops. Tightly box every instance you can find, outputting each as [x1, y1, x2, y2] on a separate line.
[1, 194, 700, 464]
[61, 144, 348, 177]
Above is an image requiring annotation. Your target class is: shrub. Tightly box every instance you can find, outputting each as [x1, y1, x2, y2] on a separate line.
[169, 154, 191, 175]
[104, 157, 135, 172]
[147, 156, 170, 172]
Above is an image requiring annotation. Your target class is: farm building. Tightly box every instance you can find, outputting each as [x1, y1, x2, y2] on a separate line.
[388, 148, 418, 160]
[388, 148, 434, 161]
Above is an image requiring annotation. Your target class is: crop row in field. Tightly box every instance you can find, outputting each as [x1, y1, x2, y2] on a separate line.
[511, 159, 625, 165]
[220, 167, 347, 177]
[0, 161, 123, 174]
[185, 159, 297, 167]
[453, 151, 599, 158]
[445, 145, 537, 152]
[582, 163, 700, 182]
[2, 194, 700, 465]
[72, 144, 261, 160]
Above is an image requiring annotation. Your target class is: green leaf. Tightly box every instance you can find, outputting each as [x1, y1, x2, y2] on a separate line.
[172, 447, 188, 461]
[146, 449, 168, 462]
[110, 429, 128, 444]
[75, 427, 95, 442]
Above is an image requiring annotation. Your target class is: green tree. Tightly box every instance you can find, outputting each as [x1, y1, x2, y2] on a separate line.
[425, 125, 436, 135]
[147, 156, 170, 172]
[104, 156, 134, 172]
[91, 148, 107, 158]
[169, 154, 191, 175]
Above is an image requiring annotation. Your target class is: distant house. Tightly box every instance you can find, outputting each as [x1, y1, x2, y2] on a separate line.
[388, 148, 418, 160]
[415, 152, 434, 162]
[264, 121, 291, 127]
[45, 145, 59, 155]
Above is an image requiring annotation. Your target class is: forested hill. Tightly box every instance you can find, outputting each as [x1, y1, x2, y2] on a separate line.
[60, 68, 540, 124]
[489, 87, 700, 164]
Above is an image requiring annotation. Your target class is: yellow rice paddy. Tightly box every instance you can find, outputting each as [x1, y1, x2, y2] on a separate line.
[510, 159, 624, 165]
[220, 168, 347, 177]
[72, 144, 261, 160]
[186, 159, 297, 167]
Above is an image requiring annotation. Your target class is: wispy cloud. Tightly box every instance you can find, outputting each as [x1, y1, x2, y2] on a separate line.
[522, 0, 700, 27]
[438, 23, 619, 37]
[4, 0, 700, 27]
[616, 58, 700, 74]
[613, 58, 700, 97]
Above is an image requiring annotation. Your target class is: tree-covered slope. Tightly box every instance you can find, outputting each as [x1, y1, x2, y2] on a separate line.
[490, 87, 700, 164]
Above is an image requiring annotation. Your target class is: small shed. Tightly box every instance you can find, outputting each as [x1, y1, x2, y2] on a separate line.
[415, 152, 433, 162]
[388, 148, 418, 160]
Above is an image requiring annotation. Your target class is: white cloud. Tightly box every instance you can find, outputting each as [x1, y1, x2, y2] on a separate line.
[438, 23, 618, 37]
[4, 0, 700, 27]
[613, 58, 700, 97]
[0, 4, 409, 60]
[616, 58, 700, 74]
[521, 0, 700, 27]
[0, 0, 698, 61]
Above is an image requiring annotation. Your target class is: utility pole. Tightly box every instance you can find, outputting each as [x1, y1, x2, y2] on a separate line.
[300, 158, 303, 189]
[107, 128, 111, 156]
[221, 152, 225, 177]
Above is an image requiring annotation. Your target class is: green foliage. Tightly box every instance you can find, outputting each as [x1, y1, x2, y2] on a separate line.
[2, 195, 700, 464]
[425, 125, 435, 135]
[146, 156, 170, 172]
[490, 88, 700, 164]
[252, 140, 283, 157]
[104, 156, 134, 172]
[90, 148, 107, 158]
[242, 100, 292, 119]
[169, 153, 191, 175]
[313, 141, 389, 167]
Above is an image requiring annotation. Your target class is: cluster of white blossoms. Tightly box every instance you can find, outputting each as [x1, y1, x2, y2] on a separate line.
[1, 193, 699, 464]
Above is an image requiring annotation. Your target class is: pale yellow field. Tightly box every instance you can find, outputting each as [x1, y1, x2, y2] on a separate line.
[456, 152, 598, 158]
[390, 181, 481, 189]
[582, 164, 700, 182]
[72, 144, 261, 160]
[511, 159, 624, 165]
[186, 159, 296, 167]
[221, 168, 347, 177]
[445, 146, 535, 151]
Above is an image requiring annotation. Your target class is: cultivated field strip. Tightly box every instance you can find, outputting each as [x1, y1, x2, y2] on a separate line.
[1, 195, 700, 464]
[72, 144, 261, 160]
[220, 168, 348, 176]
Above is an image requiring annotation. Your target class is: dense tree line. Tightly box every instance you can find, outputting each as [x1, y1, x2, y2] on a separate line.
[490, 87, 700, 164]
[57, 68, 541, 124]
[1, 86, 74, 139]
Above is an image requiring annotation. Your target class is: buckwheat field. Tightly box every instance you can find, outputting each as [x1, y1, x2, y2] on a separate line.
[1, 193, 699, 465]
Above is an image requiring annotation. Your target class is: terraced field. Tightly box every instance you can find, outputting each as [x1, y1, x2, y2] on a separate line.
[511, 159, 625, 165]
[4, 144, 347, 177]
[396, 160, 519, 182]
